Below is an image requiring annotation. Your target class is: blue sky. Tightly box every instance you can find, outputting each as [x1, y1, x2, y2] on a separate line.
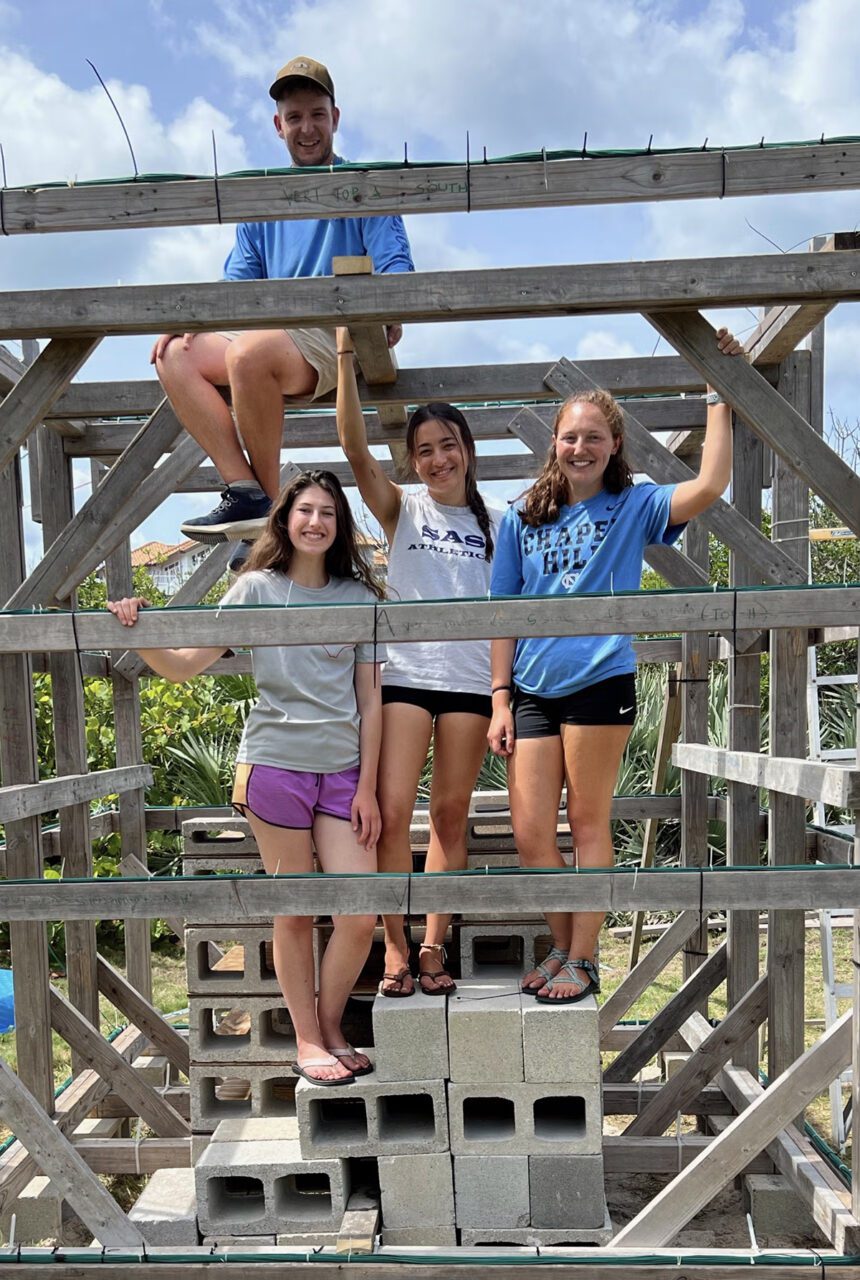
[2, 0, 858, 562]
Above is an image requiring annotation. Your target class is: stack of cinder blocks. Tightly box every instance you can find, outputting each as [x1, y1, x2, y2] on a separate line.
[181, 814, 609, 1248]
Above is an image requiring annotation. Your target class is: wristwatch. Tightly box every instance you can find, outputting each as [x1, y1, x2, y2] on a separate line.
[705, 391, 726, 405]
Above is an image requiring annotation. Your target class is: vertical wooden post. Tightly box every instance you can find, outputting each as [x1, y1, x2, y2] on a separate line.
[680, 520, 710, 989]
[852, 629, 859, 1219]
[22, 341, 42, 526]
[0, 451, 54, 1110]
[767, 352, 810, 1080]
[726, 420, 764, 1072]
[38, 425, 99, 1071]
[103, 514, 152, 1000]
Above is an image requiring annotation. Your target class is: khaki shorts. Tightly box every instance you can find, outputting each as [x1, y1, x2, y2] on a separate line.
[218, 326, 338, 401]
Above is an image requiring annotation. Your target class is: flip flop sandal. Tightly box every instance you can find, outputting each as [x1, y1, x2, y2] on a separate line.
[535, 958, 600, 1005]
[521, 945, 569, 994]
[292, 1056, 355, 1086]
[418, 944, 456, 996]
[380, 966, 415, 998]
[330, 1045, 373, 1077]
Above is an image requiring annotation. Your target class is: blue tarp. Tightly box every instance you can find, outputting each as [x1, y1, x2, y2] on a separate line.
[0, 970, 14, 1033]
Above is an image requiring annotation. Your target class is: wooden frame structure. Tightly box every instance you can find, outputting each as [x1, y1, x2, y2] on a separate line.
[0, 144, 859, 1274]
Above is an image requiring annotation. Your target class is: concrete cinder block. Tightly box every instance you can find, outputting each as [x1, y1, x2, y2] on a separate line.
[190, 1064, 297, 1133]
[381, 1225, 458, 1246]
[277, 1231, 339, 1247]
[185, 926, 282, 997]
[448, 979, 524, 1082]
[195, 1138, 348, 1237]
[459, 923, 550, 979]
[192, 1135, 211, 1163]
[528, 1154, 606, 1228]
[0, 1177, 62, 1245]
[461, 1212, 612, 1246]
[454, 1156, 529, 1228]
[372, 989, 448, 1083]
[128, 1168, 198, 1245]
[378, 1154, 454, 1229]
[190, 996, 298, 1064]
[522, 994, 600, 1083]
[743, 1174, 818, 1240]
[295, 1070, 448, 1159]
[203, 1235, 277, 1248]
[213, 1116, 298, 1144]
[132, 1055, 170, 1088]
[448, 1081, 602, 1156]
[662, 1050, 690, 1081]
[182, 816, 257, 857]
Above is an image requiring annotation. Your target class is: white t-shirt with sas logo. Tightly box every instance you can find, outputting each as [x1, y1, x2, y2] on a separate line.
[382, 490, 503, 696]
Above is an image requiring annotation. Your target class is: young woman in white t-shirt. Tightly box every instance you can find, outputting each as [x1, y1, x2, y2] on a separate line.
[108, 471, 384, 1084]
[336, 330, 500, 997]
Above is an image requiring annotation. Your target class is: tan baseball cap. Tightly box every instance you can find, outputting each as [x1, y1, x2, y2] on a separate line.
[269, 56, 335, 103]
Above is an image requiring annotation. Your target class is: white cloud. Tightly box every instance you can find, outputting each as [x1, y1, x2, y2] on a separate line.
[574, 329, 639, 362]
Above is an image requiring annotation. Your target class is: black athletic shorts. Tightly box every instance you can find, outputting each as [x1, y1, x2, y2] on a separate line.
[513, 672, 637, 737]
[382, 684, 492, 720]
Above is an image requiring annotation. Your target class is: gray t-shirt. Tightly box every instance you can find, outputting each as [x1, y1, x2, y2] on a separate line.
[383, 491, 503, 695]
[221, 570, 384, 773]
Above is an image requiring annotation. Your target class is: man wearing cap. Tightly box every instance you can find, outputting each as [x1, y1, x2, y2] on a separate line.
[151, 57, 414, 552]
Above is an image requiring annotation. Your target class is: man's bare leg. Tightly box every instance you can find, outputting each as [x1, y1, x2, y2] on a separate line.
[226, 331, 317, 500]
[155, 334, 256, 486]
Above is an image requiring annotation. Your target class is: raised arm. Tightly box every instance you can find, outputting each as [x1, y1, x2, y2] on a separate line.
[351, 660, 384, 849]
[669, 327, 744, 525]
[107, 597, 227, 681]
[335, 329, 402, 539]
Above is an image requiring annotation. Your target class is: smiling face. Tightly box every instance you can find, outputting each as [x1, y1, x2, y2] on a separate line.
[285, 483, 338, 557]
[554, 401, 620, 500]
[411, 418, 469, 503]
[274, 85, 339, 166]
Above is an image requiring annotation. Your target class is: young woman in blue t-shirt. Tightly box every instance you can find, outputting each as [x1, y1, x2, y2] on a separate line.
[488, 327, 743, 1003]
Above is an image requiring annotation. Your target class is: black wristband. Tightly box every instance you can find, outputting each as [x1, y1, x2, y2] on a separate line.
[492, 684, 512, 695]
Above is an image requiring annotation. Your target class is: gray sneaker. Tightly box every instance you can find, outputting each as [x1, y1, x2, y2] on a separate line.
[180, 487, 271, 544]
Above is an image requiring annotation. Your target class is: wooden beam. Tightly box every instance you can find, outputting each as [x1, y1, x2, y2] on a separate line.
[613, 1009, 853, 1246]
[180, 451, 541, 492]
[645, 310, 860, 537]
[680, 521, 710, 995]
[0, 337, 99, 473]
[72, 1136, 189, 1175]
[0, 1059, 145, 1246]
[6, 399, 183, 609]
[0, 764, 152, 823]
[96, 956, 189, 1076]
[5, 143, 860, 234]
[546, 357, 807, 588]
[746, 239, 837, 363]
[48, 987, 190, 1138]
[4, 249, 860, 340]
[600, 912, 702, 1041]
[336, 1190, 380, 1254]
[625, 975, 769, 1136]
[604, 943, 728, 1083]
[671, 743, 859, 808]
[0, 341, 85, 440]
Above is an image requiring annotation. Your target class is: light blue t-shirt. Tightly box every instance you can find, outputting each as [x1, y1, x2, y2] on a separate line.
[223, 159, 414, 281]
[489, 483, 685, 698]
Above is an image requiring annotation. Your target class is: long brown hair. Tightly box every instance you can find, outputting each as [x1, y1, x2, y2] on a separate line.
[519, 390, 634, 528]
[242, 470, 385, 600]
[407, 403, 494, 561]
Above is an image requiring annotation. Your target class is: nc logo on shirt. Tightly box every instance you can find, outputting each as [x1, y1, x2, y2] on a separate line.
[561, 572, 578, 589]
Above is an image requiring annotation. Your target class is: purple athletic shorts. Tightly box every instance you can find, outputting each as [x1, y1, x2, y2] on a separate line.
[232, 762, 360, 829]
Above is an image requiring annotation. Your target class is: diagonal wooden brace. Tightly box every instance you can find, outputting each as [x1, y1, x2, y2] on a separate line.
[0, 336, 99, 473]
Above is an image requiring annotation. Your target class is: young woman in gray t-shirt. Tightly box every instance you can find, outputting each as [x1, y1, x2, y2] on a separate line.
[336, 330, 500, 998]
[108, 471, 385, 1085]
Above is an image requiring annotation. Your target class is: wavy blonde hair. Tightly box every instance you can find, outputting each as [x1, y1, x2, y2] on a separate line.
[519, 390, 633, 528]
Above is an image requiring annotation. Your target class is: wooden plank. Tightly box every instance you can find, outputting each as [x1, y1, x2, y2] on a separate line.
[0, 764, 152, 822]
[105, 533, 152, 1001]
[0, 341, 84, 440]
[336, 1190, 380, 1254]
[628, 672, 683, 969]
[0, 453, 54, 1111]
[2, 585, 856, 655]
[726, 419, 763, 1072]
[0, 1059, 145, 1246]
[0, 337, 99, 472]
[546, 357, 807, 588]
[680, 521, 710, 993]
[8, 866, 860, 922]
[645, 310, 860, 537]
[96, 956, 189, 1076]
[853, 631, 860, 1218]
[746, 301, 836, 364]
[6, 399, 183, 609]
[180, 451, 542, 492]
[48, 987, 189, 1138]
[603, 1133, 771, 1175]
[5, 142, 860, 234]
[686, 1013, 860, 1253]
[113, 543, 232, 681]
[72, 1137, 189, 1175]
[4, 249, 860, 340]
[600, 912, 702, 1042]
[613, 1009, 853, 1246]
[604, 942, 728, 1083]
[625, 974, 769, 1136]
[671, 743, 858, 808]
